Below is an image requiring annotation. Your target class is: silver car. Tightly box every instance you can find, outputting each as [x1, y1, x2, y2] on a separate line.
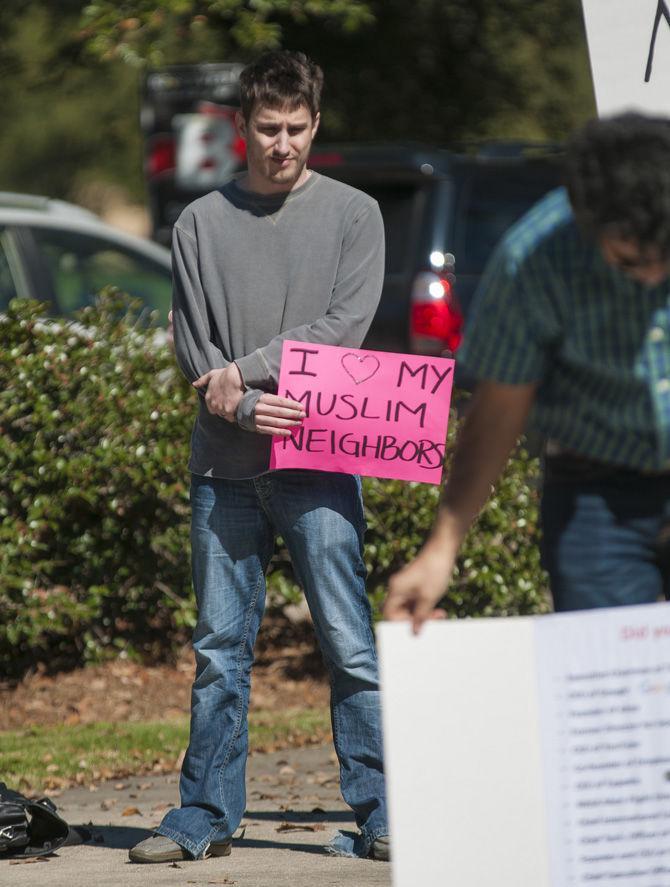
[0, 192, 172, 323]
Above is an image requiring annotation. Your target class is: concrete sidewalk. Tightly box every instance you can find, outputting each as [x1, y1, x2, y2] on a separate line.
[0, 744, 392, 887]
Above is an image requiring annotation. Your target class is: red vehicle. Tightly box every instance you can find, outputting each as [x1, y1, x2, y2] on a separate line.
[141, 63, 245, 246]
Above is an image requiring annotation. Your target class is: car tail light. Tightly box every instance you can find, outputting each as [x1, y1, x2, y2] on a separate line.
[410, 272, 463, 355]
[146, 136, 176, 179]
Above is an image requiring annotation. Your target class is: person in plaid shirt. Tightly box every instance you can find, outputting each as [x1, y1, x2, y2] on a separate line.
[385, 113, 670, 628]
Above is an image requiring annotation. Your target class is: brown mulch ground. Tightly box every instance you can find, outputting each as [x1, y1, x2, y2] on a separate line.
[0, 615, 329, 731]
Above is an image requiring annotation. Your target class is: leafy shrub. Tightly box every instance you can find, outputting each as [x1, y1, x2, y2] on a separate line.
[364, 447, 549, 618]
[1, 294, 195, 676]
[0, 295, 549, 678]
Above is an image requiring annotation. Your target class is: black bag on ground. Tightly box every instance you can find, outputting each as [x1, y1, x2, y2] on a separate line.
[0, 782, 69, 857]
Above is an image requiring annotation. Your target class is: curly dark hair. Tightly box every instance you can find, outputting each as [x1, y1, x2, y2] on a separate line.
[566, 113, 670, 256]
[239, 51, 323, 122]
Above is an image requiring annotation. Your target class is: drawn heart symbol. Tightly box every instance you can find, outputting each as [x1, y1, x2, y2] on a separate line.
[341, 353, 380, 385]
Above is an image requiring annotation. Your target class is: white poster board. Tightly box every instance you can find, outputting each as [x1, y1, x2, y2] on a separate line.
[378, 603, 670, 887]
[581, 0, 670, 116]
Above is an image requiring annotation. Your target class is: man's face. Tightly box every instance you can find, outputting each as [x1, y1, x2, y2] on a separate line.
[599, 233, 670, 287]
[236, 102, 319, 194]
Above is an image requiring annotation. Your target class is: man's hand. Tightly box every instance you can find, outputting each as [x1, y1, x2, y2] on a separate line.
[384, 544, 453, 634]
[193, 364, 245, 421]
[384, 382, 538, 635]
[254, 394, 306, 436]
[192, 364, 305, 434]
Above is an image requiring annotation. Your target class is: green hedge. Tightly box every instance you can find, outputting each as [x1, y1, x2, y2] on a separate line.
[0, 295, 549, 677]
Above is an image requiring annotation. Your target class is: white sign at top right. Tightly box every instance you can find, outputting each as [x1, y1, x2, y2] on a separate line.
[582, 0, 670, 117]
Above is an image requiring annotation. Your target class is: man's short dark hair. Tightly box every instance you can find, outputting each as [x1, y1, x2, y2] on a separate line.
[239, 51, 323, 122]
[566, 113, 670, 256]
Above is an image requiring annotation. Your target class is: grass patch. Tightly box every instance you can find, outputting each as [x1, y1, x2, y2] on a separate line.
[0, 707, 331, 793]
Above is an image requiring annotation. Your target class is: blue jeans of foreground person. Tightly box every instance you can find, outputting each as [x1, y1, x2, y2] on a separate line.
[156, 470, 388, 859]
[541, 454, 670, 612]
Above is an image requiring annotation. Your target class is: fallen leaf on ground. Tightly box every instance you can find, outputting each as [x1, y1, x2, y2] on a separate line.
[276, 821, 325, 833]
[187, 881, 235, 885]
[121, 806, 142, 816]
[9, 858, 50, 865]
[0, 613, 329, 733]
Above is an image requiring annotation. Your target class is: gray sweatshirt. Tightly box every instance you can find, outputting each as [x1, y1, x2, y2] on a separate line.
[172, 171, 385, 479]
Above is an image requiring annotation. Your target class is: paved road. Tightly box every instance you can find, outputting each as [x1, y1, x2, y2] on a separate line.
[0, 744, 392, 887]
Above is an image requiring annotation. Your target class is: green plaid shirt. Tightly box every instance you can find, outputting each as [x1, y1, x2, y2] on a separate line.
[458, 188, 670, 471]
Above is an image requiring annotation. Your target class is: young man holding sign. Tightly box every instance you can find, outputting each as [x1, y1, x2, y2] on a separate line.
[130, 51, 389, 864]
[385, 114, 670, 629]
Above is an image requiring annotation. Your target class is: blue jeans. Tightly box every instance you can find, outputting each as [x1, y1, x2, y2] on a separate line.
[540, 455, 670, 611]
[156, 470, 387, 858]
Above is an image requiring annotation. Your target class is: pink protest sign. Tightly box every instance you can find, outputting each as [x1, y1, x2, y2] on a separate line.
[269, 341, 454, 484]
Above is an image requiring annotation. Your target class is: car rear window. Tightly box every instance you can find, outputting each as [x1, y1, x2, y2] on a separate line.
[456, 167, 562, 273]
[317, 176, 425, 275]
[363, 183, 423, 274]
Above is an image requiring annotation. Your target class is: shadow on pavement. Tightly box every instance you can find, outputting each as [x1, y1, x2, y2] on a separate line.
[244, 810, 354, 824]
[236, 838, 328, 855]
[68, 824, 151, 850]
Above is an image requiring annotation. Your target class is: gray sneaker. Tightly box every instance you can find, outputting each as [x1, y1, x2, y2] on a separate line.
[128, 834, 232, 864]
[369, 835, 391, 861]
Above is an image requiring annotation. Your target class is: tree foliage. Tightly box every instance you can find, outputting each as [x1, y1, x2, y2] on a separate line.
[79, 0, 374, 67]
[77, 0, 594, 141]
[285, 0, 594, 143]
[0, 1, 594, 201]
[0, 2, 144, 199]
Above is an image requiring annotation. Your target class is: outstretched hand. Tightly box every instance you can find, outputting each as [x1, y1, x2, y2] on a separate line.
[384, 544, 454, 634]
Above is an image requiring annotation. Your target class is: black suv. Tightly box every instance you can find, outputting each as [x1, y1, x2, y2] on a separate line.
[308, 143, 564, 365]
